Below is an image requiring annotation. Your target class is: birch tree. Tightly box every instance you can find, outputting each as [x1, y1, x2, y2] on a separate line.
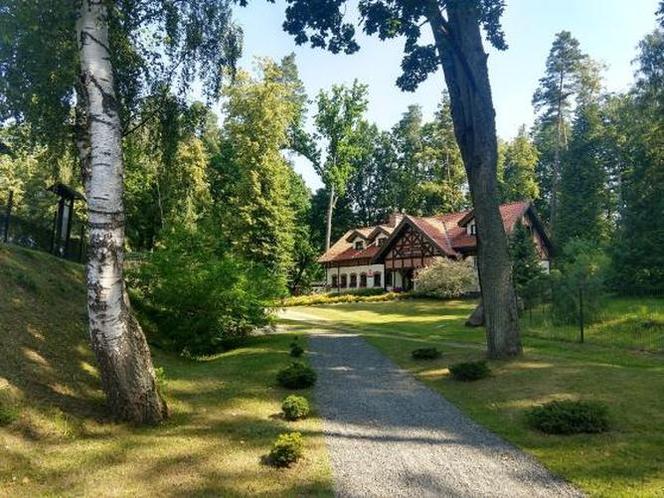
[0, 0, 241, 423]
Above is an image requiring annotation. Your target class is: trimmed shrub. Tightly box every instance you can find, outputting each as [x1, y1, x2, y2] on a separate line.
[268, 432, 304, 467]
[282, 395, 310, 421]
[277, 362, 317, 389]
[527, 400, 610, 435]
[411, 347, 442, 360]
[413, 257, 477, 299]
[449, 360, 491, 381]
[289, 339, 304, 358]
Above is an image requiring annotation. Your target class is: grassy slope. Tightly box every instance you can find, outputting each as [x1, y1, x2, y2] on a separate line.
[282, 300, 664, 497]
[0, 245, 332, 497]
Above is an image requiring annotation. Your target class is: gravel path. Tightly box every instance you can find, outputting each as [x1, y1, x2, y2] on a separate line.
[307, 330, 582, 498]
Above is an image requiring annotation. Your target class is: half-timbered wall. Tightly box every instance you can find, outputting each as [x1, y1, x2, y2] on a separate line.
[383, 224, 442, 270]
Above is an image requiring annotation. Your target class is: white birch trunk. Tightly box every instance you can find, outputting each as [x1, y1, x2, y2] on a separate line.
[76, 0, 167, 424]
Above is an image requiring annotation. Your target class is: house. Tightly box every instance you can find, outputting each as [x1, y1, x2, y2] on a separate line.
[318, 200, 552, 292]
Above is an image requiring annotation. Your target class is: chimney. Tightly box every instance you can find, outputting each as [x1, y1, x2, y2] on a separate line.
[388, 212, 404, 227]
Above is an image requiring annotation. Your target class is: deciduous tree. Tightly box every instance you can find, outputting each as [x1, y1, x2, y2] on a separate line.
[244, 0, 523, 357]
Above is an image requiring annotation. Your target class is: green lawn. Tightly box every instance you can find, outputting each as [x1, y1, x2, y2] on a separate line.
[281, 299, 664, 497]
[523, 297, 664, 352]
[0, 245, 332, 497]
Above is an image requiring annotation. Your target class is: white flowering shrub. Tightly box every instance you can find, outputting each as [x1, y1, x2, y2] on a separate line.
[414, 257, 477, 299]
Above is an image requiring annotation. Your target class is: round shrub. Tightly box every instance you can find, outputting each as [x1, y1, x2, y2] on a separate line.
[527, 400, 610, 435]
[290, 344, 304, 358]
[411, 347, 442, 360]
[282, 395, 310, 421]
[277, 362, 317, 389]
[268, 432, 304, 467]
[448, 360, 491, 381]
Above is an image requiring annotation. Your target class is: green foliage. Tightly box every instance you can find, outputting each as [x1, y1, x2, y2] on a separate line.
[557, 102, 611, 247]
[413, 258, 476, 299]
[610, 30, 664, 295]
[281, 395, 310, 421]
[215, 60, 300, 289]
[268, 432, 304, 468]
[289, 338, 304, 358]
[131, 226, 278, 356]
[0, 394, 20, 426]
[527, 400, 610, 435]
[510, 222, 545, 302]
[551, 239, 609, 325]
[498, 126, 540, 202]
[449, 361, 491, 382]
[276, 362, 317, 389]
[411, 347, 442, 360]
[280, 290, 404, 307]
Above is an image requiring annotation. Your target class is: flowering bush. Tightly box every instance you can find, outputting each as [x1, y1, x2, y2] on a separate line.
[413, 258, 477, 299]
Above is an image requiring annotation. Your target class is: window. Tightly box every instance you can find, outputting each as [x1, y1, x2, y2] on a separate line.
[469, 223, 477, 235]
[340, 274, 347, 288]
[360, 273, 367, 288]
[385, 271, 393, 286]
[331, 274, 338, 287]
[377, 237, 386, 247]
[354, 240, 364, 250]
[373, 272, 382, 287]
[349, 273, 357, 287]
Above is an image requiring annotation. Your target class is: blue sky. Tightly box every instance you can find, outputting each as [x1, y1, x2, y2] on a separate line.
[230, 0, 661, 190]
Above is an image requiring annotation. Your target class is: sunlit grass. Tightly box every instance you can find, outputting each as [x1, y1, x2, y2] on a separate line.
[282, 300, 664, 497]
[0, 245, 332, 497]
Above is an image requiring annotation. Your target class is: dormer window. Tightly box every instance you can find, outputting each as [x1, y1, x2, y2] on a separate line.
[468, 221, 477, 236]
[354, 240, 364, 250]
[377, 237, 386, 247]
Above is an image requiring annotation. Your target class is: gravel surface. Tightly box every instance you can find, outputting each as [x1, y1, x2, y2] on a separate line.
[307, 330, 583, 498]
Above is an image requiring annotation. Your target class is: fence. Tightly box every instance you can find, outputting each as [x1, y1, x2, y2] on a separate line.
[520, 281, 664, 353]
[1, 189, 87, 263]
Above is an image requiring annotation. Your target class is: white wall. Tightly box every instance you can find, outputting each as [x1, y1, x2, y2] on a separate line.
[326, 263, 385, 291]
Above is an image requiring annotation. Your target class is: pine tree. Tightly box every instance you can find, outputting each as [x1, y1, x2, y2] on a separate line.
[510, 221, 544, 297]
[557, 102, 610, 248]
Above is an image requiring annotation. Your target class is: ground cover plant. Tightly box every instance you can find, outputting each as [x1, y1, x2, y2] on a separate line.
[0, 245, 332, 497]
[448, 361, 491, 381]
[280, 299, 664, 496]
[411, 347, 442, 360]
[290, 339, 305, 358]
[527, 400, 610, 435]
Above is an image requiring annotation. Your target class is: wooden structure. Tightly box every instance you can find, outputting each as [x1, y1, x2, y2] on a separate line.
[47, 183, 85, 258]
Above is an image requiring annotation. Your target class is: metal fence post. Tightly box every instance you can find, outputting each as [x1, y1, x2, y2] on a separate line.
[3, 190, 12, 243]
[578, 284, 585, 344]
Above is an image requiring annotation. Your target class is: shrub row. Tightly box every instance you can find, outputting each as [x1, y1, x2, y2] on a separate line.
[279, 290, 407, 307]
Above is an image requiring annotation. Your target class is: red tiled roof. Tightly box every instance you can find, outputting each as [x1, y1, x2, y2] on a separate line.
[319, 201, 533, 264]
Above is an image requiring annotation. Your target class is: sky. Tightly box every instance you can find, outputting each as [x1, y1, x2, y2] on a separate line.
[230, 0, 661, 190]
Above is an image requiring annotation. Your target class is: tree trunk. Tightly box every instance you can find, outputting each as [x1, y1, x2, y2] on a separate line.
[76, 0, 168, 424]
[426, 1, 522, 358]
[325, 185, 336, 251]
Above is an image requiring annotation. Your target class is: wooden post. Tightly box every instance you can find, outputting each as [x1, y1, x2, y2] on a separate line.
[78, 223, 85, 262]
[3, 190, 12, 243]
[64, 198, 74, 258]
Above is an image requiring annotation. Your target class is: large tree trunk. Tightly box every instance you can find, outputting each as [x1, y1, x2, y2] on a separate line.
[325, 185, 336, 251]
[76, 0, 168, 424]
[551, 71, 565, 229]
[426, 1, 522, 358]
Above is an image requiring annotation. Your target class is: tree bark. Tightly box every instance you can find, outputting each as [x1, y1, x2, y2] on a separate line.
[425, 0, 522, 358]
[325, 184, 336, 251]
[76, 0, 168, 424]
